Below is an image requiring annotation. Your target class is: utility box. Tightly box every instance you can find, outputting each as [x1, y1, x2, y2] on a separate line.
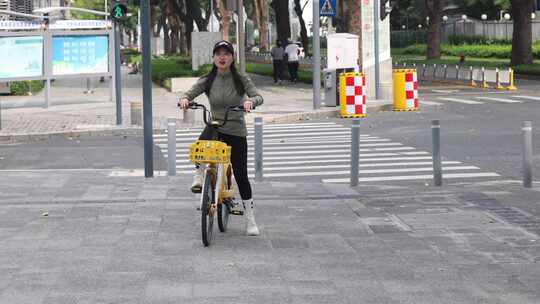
[326, 33, 359, 70]
[0, 82, 9, 94]
[323, 69, 337, 106]
[323, 68, 356, 107]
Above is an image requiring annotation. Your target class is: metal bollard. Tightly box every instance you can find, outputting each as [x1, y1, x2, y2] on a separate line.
[523, 121, 533, 188]
[432, 64, 437, 78]
[469, 66, 476, 87]
[350, 119, 360, 187]
[455, 65, 460, 80]
[84, 78, 93, 94]
[495, 67, 504, 90]
[254, 117, 263, 182]
[431, 120, 442, 186]
[167, 118, 176, 176]
[443, 65, 448, 79]
[130, 102, 143, 126]
[422, 64, 427, 78]
[481, 67, 489, 88]
[507, 68, 518, 91]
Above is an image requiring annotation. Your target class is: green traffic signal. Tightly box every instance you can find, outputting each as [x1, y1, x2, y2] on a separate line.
[111, 3, 128, 21]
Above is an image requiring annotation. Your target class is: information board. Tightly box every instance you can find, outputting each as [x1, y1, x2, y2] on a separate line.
[52, 35, 109, 75]
[0, 36, 44, 79]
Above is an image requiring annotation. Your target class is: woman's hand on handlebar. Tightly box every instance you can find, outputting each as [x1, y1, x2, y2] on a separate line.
[178, 97, 190, 110]
[243, 100, 254, 112]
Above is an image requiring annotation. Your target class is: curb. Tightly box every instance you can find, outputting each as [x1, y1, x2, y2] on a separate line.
[0, 101, 393, 144]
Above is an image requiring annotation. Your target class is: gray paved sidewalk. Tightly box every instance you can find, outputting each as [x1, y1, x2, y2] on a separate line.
[0, 170, 539, 303]
[0, 69, 390, 138]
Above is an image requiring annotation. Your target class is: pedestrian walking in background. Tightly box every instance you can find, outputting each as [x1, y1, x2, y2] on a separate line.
[270, 40, 285, 85]
[284, 40, 300, 83]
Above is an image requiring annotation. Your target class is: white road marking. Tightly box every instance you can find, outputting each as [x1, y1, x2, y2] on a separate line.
[420, 100, 444, 106]
[170, 152, 432, 163]
[233, 165, 481, 178]
[437, 97, 484, 105]
[322, 172, 500, 183]
[475, 96, 521, 103]
[157, 142, 403, 150]
[512, 95, 540, 101]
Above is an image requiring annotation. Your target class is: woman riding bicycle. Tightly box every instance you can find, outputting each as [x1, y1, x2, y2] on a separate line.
[178, 40, 263, 236]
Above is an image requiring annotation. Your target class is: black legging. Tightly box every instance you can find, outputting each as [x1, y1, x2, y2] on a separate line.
[272, 60, 284, 82]
[287, 61, 299, 81]
[198, 126, 252, 200]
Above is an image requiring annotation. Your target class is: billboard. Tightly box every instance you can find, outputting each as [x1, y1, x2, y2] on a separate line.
[52, 35, 109, 75]
[0, 36, 43, 79]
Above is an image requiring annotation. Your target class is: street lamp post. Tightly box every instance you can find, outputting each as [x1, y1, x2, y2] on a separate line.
[481, 14, 487, 38]
[442, 15, 448, 42]
[504, 13, 511, 40]
[461, 14, 467, 36]
[141, 0, 154, 178]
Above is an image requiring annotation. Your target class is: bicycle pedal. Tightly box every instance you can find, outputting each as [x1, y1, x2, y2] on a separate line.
[230, 210, 244, 216]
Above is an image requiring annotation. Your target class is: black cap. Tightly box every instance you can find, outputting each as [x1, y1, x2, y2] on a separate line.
[213, 40, 235, 55]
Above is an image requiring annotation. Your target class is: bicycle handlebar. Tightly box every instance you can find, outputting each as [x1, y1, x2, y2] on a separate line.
[186, 102, 254, 128]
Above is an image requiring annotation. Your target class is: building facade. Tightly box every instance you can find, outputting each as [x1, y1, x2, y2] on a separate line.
[0, 0, 34, 20]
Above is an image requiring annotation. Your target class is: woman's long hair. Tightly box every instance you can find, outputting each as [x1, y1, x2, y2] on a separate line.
[204, 61, 245, 97]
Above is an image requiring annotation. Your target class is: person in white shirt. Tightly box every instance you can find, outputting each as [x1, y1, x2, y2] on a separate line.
[284, 41, 300, 83]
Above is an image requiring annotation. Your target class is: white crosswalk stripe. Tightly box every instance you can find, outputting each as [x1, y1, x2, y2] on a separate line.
[437, 97, 484, 104]
[160, 122, 500, 184]
[437, 95, 540, 105]
[474, 96, 522, 103]
[512, 95, 540, 101]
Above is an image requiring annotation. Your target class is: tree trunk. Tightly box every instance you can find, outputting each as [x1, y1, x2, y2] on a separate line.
[187, 0, 209, 31]
[256, 0, 269, 51]
[511, 0, 535, 65]
[217, 0, 232, 41]
[293, 0, 309, 56]
[171, 29, 179, 53]
[425, 0, 444, 59]
[271, 0, 291, 46]
[163, 20, 171, 54]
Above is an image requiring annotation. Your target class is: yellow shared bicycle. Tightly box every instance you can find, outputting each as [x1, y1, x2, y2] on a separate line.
[186, 102, 246, 247]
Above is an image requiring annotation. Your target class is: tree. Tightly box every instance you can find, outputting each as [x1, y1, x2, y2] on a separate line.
[216, 0, 233, 41]
[425, 0, 445, 59]
[293, 0, 309, 55]
[510, 0, 535, 65]
[341, 0, 361, 46]
[270, 0, 291, 45]
[254, 0, 270, 51]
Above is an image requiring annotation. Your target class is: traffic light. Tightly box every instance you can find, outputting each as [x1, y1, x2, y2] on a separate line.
[380, 0, 392, 21]
[111, 1, 128, 21]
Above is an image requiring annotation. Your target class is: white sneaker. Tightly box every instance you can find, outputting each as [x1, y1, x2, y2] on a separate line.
[190, 166, 204, 193]
[244, 200, 260, 236]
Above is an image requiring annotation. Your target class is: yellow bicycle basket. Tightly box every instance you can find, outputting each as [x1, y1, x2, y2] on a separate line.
[189, 140, 232, 164]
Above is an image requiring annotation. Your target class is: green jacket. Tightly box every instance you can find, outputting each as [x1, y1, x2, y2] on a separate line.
[182, 71, 264, 137]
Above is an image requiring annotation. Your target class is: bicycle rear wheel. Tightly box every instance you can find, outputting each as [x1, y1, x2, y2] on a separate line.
[201, 171, 215, 247]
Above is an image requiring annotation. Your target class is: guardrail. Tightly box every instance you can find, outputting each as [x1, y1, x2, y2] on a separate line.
[394, 62, 517, 90]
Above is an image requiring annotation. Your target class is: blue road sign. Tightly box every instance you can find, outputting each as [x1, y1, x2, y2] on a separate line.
[320, 0, 336, 17]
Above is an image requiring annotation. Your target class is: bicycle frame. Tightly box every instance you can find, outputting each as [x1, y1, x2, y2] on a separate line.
[202, 162, 234, 210]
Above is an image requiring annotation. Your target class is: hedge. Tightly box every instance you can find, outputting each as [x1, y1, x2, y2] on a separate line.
[447, 34, 511, 45]
[10, 80, 44, 96]
[402, 43, 540, 59]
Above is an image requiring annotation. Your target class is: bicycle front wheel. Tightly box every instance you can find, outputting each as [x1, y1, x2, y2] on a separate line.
[201, 171, 215, 247]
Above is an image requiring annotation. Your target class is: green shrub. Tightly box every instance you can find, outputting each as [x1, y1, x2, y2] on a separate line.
[10, 80, 44, 95]
[513, 64, 540, 76]
[401, 43, 540, 60]
[447, 34, 511, 45]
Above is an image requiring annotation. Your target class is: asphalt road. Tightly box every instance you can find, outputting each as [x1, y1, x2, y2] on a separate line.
[350, 84, 540, 182]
